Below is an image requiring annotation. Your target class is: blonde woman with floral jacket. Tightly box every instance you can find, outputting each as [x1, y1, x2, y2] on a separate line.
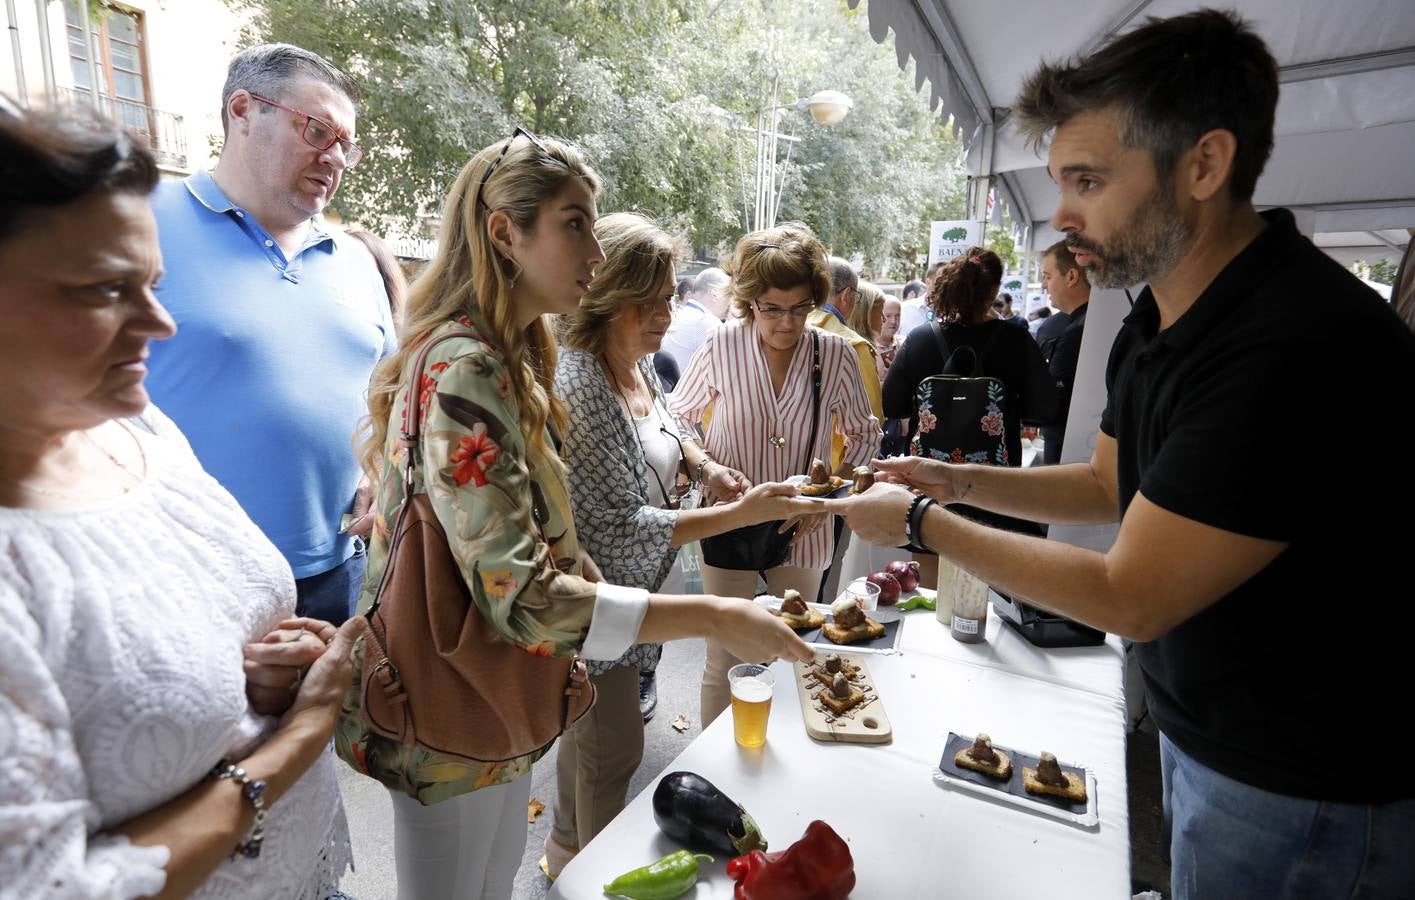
[335, 132, 813, 900]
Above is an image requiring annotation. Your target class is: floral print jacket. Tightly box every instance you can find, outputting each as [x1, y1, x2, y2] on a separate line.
[336, 315, 599, 804]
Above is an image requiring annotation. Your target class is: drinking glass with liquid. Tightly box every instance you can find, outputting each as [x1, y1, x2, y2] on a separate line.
[728, 663, 774, 748]
[845, 577, 880, 612]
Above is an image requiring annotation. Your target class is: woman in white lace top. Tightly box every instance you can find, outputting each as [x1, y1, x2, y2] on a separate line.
[0, 101, 360, 898]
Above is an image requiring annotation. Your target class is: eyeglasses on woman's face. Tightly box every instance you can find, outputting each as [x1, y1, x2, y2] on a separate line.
[754, 300, 814, 321]
[248, 93, 363, 167]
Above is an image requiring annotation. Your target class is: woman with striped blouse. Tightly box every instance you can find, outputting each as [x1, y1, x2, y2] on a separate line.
[670, 223, 882, 723]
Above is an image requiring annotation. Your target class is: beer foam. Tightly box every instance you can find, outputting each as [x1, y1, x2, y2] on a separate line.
[731, 677, 773, 703]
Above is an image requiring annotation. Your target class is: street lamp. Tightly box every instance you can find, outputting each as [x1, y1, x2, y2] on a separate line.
[803, 90, 853, 125]
[747, 81, 853, 232]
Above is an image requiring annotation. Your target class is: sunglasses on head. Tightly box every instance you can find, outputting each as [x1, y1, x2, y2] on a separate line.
[474, 126, 553, 211]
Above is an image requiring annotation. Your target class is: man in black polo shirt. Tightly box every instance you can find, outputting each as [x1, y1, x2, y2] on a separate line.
[826, 10, 1415, 898]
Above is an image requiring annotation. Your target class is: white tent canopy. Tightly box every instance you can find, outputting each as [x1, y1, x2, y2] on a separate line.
[851, 0, 1415, 261]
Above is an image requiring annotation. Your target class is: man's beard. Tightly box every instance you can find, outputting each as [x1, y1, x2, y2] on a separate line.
[1067, 184, 1191, 289]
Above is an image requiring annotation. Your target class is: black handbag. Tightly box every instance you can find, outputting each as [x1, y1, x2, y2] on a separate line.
[699, 331, 821, 572]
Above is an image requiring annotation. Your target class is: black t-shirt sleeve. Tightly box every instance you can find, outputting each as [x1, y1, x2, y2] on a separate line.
[1137, 338, 1302, 541]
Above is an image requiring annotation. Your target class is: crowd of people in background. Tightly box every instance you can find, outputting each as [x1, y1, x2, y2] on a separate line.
[4, 7, 1413, 900]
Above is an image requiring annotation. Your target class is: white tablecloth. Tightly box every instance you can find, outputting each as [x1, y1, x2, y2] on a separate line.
[550, 606, 1131, 900]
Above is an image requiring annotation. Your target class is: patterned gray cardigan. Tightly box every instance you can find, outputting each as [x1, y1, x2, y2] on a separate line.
[555, 349, 695, 673]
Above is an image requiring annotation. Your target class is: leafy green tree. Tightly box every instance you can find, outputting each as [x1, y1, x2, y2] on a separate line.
[1350, 258, 1399, 286]
[231, 0, 966, 272]
[985, 223, 1018, 273]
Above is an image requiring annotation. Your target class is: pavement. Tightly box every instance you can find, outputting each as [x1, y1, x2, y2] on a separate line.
[334, 637, 1170, 899]
[336, 638, 710, 900]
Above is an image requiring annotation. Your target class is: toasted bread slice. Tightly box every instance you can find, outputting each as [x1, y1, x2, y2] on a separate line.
[799, 476, 846, 497]
[1022, 766, 1087, 802]
[954, 747, 1013, 780]
[777, 608, 826, 630]
[816, 684, 866, 715]
[807, 661, 862, 686]
[820, 616, 886, 645]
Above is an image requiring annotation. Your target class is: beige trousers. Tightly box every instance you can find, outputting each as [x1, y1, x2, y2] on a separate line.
[549, 664, 644, 851]
[698, 564, 823, 725]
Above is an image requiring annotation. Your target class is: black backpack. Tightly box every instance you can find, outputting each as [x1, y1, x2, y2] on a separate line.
[909, 322, 1009, 466]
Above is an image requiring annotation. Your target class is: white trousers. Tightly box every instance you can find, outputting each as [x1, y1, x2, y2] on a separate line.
[389, 775, 531, 900]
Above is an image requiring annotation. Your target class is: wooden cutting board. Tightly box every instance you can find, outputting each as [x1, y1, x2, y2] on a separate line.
[793, 653, 892, 744]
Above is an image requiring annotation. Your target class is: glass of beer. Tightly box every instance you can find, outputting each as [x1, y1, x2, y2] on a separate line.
[728, 663, 774, 748]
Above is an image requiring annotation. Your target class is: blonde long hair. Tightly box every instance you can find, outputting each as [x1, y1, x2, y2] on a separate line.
[360, 134, 602, 480]
[849, 280, 885, 342]
[561, 212, 683, 358]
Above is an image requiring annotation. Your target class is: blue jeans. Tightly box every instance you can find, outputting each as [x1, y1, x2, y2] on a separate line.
[1160, 732, 1415, 899]
[294, 537, 366, 626]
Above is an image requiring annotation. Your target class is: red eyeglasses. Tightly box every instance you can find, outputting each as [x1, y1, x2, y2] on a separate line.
[248, 93, 364, 167]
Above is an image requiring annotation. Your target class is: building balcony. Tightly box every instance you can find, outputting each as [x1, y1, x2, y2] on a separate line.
[58, 88, 188, 171]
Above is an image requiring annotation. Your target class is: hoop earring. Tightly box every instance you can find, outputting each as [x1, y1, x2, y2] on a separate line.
[506, 257, 523, 290]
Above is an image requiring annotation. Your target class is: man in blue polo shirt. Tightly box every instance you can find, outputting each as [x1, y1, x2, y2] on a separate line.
[147, 44, 395, 624]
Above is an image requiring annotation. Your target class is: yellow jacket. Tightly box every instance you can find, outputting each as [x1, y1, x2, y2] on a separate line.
[807, 308, 883, 471]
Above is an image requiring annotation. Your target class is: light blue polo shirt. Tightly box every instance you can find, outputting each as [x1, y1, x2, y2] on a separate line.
[147, 170, 397, 578]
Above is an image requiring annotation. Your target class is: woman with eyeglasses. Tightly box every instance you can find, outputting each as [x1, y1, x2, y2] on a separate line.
[338, 133, 815, 900]
[669, 223, 881, 725]
[543, 213, 811, 878]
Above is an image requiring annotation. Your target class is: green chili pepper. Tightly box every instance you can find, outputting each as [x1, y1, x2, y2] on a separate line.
[896, 593, 936, 612]
[603, 850, 714, 899]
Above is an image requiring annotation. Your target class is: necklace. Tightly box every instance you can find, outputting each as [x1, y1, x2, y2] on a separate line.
[604, 358, 683, 510]
[9, 422, 147, 502]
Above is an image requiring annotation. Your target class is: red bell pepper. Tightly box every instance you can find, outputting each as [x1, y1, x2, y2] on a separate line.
[726, 820, 855, 899]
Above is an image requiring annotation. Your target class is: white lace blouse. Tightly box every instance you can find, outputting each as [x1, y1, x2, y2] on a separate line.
[0, 408, 351, 899]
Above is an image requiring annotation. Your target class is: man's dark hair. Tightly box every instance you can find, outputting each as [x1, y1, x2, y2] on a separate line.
[828, 255, 858, 295]
[221, 43, 360, 134]
[1032, 306, 1053, 319]
[902, 279, 926, 299]
[0, 101, 158, 242]
[1044, 240, 1081, 278]
[676, 276, 693, 301]
[1013, 9, 1278, 201]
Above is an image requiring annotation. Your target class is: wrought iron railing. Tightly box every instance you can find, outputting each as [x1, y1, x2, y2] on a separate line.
[59, 89, 188, 170]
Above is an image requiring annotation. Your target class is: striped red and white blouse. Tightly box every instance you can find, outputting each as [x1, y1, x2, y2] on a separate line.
[669, 319, 882, 570]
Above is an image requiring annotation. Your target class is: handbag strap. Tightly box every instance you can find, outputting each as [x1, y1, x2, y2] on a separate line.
[365, 329, 474, 620]
[932, 320, 1003, 377]
[799, 329, 822, 475]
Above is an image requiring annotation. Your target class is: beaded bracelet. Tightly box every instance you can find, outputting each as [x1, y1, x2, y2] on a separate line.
[906, 493, 936, 553]
[207, 759, 268, 859]
[694, 455, 714, 487]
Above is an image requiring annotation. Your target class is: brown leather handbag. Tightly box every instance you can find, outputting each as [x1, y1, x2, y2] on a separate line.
[357, 331, 596, 763]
